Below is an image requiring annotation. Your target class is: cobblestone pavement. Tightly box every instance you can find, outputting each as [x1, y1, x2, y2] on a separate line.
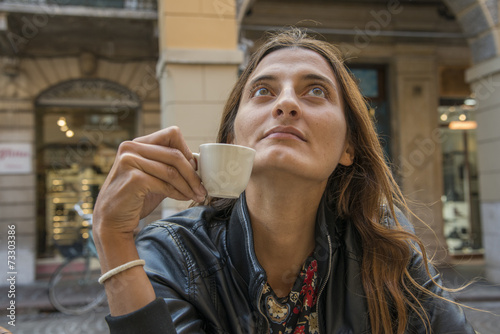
[0, 282, 110, 333]
[3, 307, 109, 334]
[462, 301, 500, 334]
[441, 262, 500, 334]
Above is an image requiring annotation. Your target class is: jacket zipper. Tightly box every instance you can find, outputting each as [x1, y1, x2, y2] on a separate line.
[316, 233, 332, 334]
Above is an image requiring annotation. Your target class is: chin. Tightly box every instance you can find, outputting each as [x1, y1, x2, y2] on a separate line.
[255, 157, 315, 178]
[254, 147, 334, 180]
[255, 145, 298, 163]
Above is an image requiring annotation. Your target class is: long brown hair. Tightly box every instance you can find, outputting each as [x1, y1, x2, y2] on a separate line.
[207, 28, 439, 334]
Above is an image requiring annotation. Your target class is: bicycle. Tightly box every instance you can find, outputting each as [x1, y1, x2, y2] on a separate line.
[48, 203, 107, 315]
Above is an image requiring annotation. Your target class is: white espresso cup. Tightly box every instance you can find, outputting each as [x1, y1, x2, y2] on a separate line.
[192, 143, 256, 198]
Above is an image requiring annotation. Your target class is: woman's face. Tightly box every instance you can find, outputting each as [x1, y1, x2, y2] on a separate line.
[232, 47, 353, 184]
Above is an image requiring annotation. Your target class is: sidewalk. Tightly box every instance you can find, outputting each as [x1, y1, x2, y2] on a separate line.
[440, 260, 500, 302]
[1, 259, 107, 315]
[0, 279, 110, 333]
[0, 278, 109, 315]
[1, 280, 58, 314]
[439, 259, 500, 334]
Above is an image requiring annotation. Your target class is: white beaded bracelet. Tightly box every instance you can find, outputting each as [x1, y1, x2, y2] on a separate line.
[98, 259, 146, 284]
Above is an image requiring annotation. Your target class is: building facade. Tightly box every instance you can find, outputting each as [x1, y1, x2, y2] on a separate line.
[0, 0, 163, 283]
[1, 0, 499, 286]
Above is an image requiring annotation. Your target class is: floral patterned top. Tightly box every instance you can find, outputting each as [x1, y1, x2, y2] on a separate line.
[261, 256, 319, 334]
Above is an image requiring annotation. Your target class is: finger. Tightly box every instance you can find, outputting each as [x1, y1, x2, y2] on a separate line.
[133, 126, 196, 169]
[135, 144, 204, 195]
[122, 140, 206, 198]
[142, 172, 192, 202]
[120, 152, 204, 202]
[100, 167, 191, 229]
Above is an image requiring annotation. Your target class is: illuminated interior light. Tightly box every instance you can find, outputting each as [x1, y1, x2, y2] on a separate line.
[440, 114, 448, 121]
[449, 121, 477, 130]
[464, 98, 476, 106]
[459, 114, 467, 121]
[66, 130, 74, 137]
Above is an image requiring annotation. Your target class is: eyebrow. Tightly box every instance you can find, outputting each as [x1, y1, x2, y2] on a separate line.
[247, 74, 278, 88]
[247, 73, 338, 92]
[302, 73, 338, 92]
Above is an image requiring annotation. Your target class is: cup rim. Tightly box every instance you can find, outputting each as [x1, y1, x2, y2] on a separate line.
[199, 143, 255, 152]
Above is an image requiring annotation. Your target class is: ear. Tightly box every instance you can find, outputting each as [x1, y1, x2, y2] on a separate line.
[339, 143, 354, 166]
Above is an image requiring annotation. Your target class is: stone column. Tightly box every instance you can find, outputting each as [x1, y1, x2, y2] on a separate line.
[393, 46, 449, 263]
[466, 56, 500, 283]
[156, 0, 243, 215]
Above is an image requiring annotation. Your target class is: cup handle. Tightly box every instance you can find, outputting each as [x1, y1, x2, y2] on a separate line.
[192, 153, 200, 174]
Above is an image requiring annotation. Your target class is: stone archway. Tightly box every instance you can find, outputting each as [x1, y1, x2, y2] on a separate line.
[444, 0, 499, 63]
[36, 78, 141, 109]
[444, 0, 500, 283]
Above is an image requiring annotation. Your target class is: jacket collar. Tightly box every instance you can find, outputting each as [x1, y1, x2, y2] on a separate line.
[227, 192, 267, 298]
[226, 192, 336, 302]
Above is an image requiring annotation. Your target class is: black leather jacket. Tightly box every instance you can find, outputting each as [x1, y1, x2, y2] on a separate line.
[106, 193, 476, 333]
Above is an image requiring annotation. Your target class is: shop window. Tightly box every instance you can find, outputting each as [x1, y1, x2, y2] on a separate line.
[350, 65, 391, 162]
[439, 98, 482, 255]
[35, 79, 139, 259]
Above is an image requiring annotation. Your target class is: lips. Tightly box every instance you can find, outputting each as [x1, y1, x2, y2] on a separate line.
[263, 126, 306, 141]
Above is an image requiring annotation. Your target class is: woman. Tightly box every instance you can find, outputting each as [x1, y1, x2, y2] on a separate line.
[93, 29, 476, 333]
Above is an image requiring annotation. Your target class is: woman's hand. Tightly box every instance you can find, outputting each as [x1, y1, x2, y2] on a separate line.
[93, 126, 206, 237]
[92, 126, 206, 316]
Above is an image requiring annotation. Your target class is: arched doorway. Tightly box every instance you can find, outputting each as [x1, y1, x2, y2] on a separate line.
[443, 0, 500, 282]
[35, 79, 140, 263]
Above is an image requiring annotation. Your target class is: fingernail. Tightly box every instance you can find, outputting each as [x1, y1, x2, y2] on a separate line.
[198, 184, 207, 197]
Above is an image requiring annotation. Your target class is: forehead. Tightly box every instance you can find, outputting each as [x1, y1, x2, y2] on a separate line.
[249, 47, 336, 82]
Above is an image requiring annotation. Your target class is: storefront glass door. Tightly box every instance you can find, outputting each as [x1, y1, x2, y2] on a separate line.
[35, 79, 139, 259]
[439, 99, 483, 255]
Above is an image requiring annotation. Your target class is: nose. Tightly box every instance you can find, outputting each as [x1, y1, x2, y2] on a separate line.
[273, 88, 302, 119]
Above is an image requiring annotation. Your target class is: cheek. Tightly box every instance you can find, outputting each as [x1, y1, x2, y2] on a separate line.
[232, 112, 249, 145]
[318, 114, 346, 141]
[233, 110, 259, 145]
[317, 116, 348, 158]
